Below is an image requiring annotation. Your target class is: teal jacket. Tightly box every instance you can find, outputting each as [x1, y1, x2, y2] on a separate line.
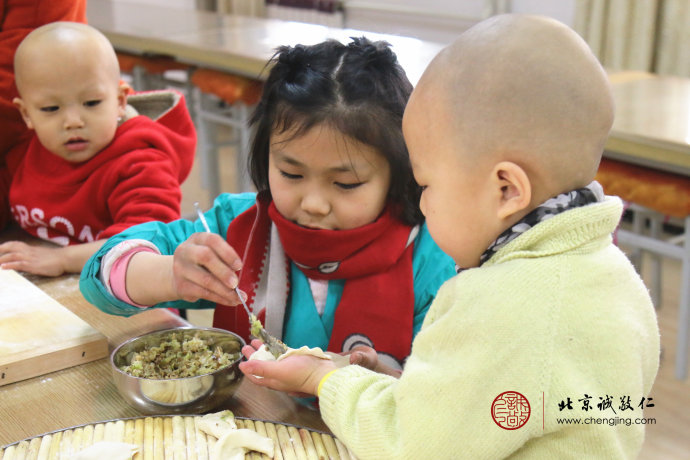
[80, 192, 456, 351]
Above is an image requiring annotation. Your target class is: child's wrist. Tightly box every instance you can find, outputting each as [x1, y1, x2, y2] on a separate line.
[126, 253, 175, 305]
[316, 368, 338, 397]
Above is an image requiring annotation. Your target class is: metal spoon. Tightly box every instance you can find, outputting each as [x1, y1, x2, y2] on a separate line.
[194, 202, 288, 357]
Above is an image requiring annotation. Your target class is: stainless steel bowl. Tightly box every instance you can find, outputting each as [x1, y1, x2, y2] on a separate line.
[110, 327, 245, 414]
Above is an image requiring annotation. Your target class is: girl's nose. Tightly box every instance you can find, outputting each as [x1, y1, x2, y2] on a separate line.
[300, 190, 330, 216]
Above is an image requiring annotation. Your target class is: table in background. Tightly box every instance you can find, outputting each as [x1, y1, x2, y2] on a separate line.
[0, 226, 328, 446]
[88, 1, 690, 174]
[86, 0, 444, 85]
[87, 0, 444, 196]
[605, 71, 690, 380]
[606, 71, 690, 176]
[89, 1, 690, 174]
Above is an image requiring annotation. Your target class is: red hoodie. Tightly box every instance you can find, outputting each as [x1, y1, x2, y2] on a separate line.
[9, 90, 196, 246]
[0, 0, 87, 230]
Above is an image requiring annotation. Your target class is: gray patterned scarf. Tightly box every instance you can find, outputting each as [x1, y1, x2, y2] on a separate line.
[471, 181, 605, 270]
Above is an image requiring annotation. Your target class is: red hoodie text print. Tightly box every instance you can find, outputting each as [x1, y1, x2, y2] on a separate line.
[11, 205, 100, 246]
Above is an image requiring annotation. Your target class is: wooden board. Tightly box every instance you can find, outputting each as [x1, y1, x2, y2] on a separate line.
[0, 416, 357, 459]
[0, 270, 108, 386]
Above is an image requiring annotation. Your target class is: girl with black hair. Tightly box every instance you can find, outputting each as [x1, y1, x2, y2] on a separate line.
[81, 37, 455, 371]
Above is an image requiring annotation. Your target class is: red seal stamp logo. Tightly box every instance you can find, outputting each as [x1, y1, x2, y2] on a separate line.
[491, 391, 531, 430]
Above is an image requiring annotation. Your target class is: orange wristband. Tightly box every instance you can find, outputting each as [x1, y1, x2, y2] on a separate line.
[317, 369, 338, 397]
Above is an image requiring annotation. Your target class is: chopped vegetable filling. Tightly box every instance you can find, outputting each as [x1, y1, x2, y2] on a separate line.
[121, 333, 239, 379]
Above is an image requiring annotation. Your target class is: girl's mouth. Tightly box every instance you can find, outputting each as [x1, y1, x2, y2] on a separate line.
[298, 222, 334, 231]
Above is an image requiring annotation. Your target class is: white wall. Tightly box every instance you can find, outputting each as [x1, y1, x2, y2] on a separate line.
[510, 0, 575, 27]
[110, 0, 575, 44]
[110, 0, 197, 9]
[344, 0, 576, 44]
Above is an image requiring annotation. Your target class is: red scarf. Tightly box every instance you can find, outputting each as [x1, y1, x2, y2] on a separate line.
[213, 193, 416, 364]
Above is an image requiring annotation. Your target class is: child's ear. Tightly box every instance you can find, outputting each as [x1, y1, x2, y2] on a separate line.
[12, 97, 34, 130]
[116, 82, 130, 117]
[492, 161, 531, 220]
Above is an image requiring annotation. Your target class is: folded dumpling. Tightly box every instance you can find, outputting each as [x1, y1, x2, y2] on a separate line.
[211, 428, 275, 460]
[75, 442, 139, 460]
[197, 409, 237, 438]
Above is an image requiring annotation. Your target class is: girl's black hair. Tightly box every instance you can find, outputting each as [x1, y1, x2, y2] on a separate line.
[248, 36, 422, 226]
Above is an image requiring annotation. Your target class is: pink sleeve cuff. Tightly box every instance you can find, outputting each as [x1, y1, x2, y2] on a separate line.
[110, 246, 157, 308]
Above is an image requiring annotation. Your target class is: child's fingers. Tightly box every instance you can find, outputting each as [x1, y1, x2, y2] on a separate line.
[239, 361, 286, 390]
[0, 246, 28, 265]
[172, 256, 235, 302]
[191, 290, 233, 306]
[241, 344, 258, 359]
[239, 361, 269, 383]
[0, 251, 59, 277]
[176, 236, 237, 290]
[194, 232, 243, 271]
[0, 261, 25, 271]
[349, 351, 366, 366]
[188, 233, 242, 289]
[344, 345, 378, 369]
[240, 359, 333, 395]
[0, 240, 28, 254]
[179, 268, 238, 304]
[239, 360, 262, 375]
[240, 340, 268, 359]
[0, 252, 14, 264]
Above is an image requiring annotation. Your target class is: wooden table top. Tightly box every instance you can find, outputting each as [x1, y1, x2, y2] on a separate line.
[0, 226, 328, 447]
[87, 0, 690, 178]
[86, 0, 444, 85]
[606, 71, 690, 176]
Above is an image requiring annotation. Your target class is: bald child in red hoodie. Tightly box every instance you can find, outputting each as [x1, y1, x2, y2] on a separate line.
[0, 0, 87, 231]
[0, 22, 196, 276]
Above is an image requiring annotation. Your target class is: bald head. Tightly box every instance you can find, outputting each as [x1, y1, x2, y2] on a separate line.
[14, 22, 120, 95]
[416, 14, 614, 200]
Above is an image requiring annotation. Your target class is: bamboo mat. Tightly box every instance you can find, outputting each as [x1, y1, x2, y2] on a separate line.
[0, 416, 356, 460]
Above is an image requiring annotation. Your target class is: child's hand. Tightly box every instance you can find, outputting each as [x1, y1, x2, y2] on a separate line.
[239, 340, 337, 396]
[0, 240, 106, 276]
[0, 241, 67, 276]
[241, 338, 269, 359]
[345, 345, 403, 378]
[240, 339, 311, 397]
[171, 232, 244, 305]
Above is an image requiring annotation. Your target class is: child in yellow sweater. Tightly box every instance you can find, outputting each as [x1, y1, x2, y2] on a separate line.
[239, 14, 660, 459]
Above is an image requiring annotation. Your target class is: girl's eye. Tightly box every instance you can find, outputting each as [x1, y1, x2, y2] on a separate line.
[84, 100, 102, 107]
[280, 170, 302, 180]
[40, 106, 59, 113]
[336, 182, 363, 190]
[419, 185, 428, 192]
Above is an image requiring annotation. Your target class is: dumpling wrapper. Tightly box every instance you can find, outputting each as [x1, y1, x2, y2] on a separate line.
[211, 428, 275, 460]
[277, 345, 331, 361]
[75, 442, 139, 460]
[197, 409, 237, 438]
[250, 344, 349, 367]
[247, 344, 277, 362]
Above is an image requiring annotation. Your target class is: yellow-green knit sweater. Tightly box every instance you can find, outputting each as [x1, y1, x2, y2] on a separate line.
[319, 196, 660, 459]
